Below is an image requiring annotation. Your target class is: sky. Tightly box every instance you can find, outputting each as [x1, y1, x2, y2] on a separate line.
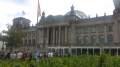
[0, 0, 115, 32]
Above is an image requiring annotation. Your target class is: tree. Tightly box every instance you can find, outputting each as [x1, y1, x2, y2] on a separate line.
[3, 24, 25, 49]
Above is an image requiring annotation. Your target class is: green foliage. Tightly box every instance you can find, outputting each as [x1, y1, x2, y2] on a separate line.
[1, 55, 120, 67]
[4, 25, 25, 48]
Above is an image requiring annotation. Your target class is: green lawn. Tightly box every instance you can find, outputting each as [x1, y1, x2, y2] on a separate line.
[0, 54, 120, 67]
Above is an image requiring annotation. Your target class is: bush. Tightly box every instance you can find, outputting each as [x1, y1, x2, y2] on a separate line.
[0, 54, 120, 67]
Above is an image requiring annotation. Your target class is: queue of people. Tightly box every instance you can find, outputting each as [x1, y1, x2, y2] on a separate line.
[0, 50, 54, 61]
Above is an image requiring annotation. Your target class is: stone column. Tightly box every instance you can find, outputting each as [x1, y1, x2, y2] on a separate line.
[104, 25, 108, 43]
[65, 26, 68, 46]
[38, 30, 41, 47]
[26, 38, 28, 47]
[46, 28, 49, 52]
[70, 25, 76, 46]
[31, 38, 32, 46]
[47, 28, 49, 45]
[113, 20, 120, 43]
[96, 26, 99, 44]
[55, 28, 58, 46]
[61, 26, 63, 46]
[56, 28, 59, 45]
[41, 28, 45, 48]
[59, 26, 61, 46]
[88, 29, 91, 44]
[53, 27, 55, 46]
[22, 39, 24, 46]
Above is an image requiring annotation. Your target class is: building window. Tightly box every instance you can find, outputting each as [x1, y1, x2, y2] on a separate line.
[76, 27, 81, 34]
[80, 28, 83, 34]
[28, 39, 31, 45]
[91, 27, 96, 33]
[25, 32, 27, 36]
[84, 27, 89, 34]
[33, 39, 35, 45]
[25, 39, 27, 45]
[107, 34, 113, 43]
[83, 36, 89, 44]
[81, 27, 85, 34]
[91, 35, 96, 44]
[77, 36, 82, 44]
[97, 26, 104, 33]
[107, 25, 113, 32]
[99, 35, 105, 43]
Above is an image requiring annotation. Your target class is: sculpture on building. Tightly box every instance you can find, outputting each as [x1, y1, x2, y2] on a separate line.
[113, 0, 120, 16]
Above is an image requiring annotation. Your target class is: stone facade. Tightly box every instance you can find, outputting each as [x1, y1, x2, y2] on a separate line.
[13, 0, 120, 55]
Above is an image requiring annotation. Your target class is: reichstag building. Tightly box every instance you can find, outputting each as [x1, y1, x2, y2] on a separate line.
[13, 0, 120, 55]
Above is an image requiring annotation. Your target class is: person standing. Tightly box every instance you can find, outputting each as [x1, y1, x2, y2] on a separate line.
[28, 52, 33, 61]
[34, 50, 40, 62]
[17, 51, 23, 59]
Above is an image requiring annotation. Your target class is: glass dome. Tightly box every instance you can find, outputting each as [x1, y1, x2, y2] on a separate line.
[65, 10, 88, 19]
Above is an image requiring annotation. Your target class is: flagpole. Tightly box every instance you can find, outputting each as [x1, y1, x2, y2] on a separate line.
[37, 15, 39, 23]
[36, 0, 41, 50]
[37, 0, 41, 24]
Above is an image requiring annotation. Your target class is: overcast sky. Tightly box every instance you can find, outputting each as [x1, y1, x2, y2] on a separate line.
[0, 0, 114, 32]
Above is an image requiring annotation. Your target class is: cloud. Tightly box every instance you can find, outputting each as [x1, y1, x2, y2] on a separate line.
[0, 0, 114, 32]
[1, 0, 29, 5]
[0, 0, 32, 32]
